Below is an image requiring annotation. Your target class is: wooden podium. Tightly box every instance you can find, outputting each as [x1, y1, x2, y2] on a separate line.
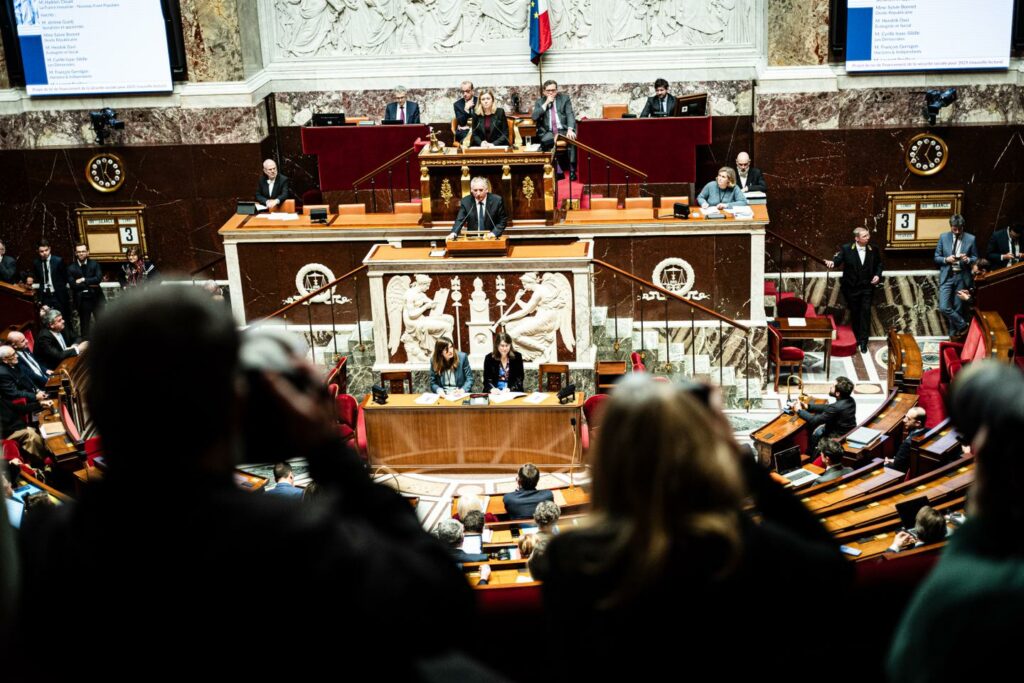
[445, 235, 509, 257]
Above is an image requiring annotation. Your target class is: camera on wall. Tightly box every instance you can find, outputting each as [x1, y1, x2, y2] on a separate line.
[90, 108, 125, 145]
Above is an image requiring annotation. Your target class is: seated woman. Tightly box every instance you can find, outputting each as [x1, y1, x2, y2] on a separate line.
[429, 337, 473, 396]
[697, 166, 748, 210]
[483, 332, 524, 393]
[531, 374, 850, 678]
[470, 89, 509, 148]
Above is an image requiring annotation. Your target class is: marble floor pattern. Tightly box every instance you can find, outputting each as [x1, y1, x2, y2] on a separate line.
[245, 335, 945, 532]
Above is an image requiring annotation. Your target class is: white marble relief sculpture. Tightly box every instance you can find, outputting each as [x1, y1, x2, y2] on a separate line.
[268, 0, 753, 59]
[497, 272, 575, 362]
[386, 274, 454, 362]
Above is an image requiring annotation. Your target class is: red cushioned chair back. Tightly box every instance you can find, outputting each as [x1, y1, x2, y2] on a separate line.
[767, 325, 782, 356]
[327, 383, 340, 399]
[962, 317, 984, 361]
[2, 439, 20, 463]
[11, 398, 29, 426]
[84, 436, 104, 466]
[777, 296, 811, 318]
[24, 329, 35, 352]
[629, 351, 646, 372]
[335, 394, 359, 430]
[583, 394, 610, 430]
[61, 402, 80, 442]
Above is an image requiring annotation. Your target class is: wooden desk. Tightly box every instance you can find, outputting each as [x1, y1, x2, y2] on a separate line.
[362, 392, 584, 471]
[418, 146, 556, 227]
[749, 398, 826, 466]
[775, 317, 836, 377]
[887, 329, 923, 393]
[841, 391, 918, 465]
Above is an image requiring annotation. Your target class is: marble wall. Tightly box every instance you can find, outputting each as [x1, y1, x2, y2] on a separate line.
[767, 0, 829, 66]
[179, 0, 246, 82]
[0, 143, 263, 278]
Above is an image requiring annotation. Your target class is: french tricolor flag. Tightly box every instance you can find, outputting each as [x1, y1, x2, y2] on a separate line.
[530, 0, 552, 64]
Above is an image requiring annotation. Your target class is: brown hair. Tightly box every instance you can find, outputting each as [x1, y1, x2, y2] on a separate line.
[584, 375, 745, 606]
[717, 166, 736, 187]
[490, 332, 519, 362]
[430, 337, 459, 375]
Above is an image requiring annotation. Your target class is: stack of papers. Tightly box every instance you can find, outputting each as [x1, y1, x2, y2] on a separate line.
[729, 206, 755, 219]
[489, 391, 526, 404]
[415, 393, 440, 404]
[266, 212, 299, 221]
[524, 392, 549, 404]
[847, 427, 883, 448]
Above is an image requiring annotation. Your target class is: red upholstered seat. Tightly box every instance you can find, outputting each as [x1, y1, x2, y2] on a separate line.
[827, 314, 858, 358]
[777, 296, 816, 319]
[764, 280, 778, 297]
[334, 393, 367, 458]
[1013, 314, 1024, 369]
[84, 436, 104, 466]
[779, 347, 805, 361]
[582, 393, 610, 454]
[629, 351, 646, 372]
[2, 439, 20, 463]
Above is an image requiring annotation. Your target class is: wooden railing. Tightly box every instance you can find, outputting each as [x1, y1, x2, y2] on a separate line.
[592, 259, 752, 404]
[352, 146, 420, 213]
[765, 229, 833, 302]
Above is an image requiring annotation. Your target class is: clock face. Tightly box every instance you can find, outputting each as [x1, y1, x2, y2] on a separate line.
[906, 133, 948, 176]
[86, 153, 126, 192]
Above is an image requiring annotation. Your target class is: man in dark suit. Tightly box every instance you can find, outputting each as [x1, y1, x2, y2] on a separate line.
[825, 227, 884, 353]
[884, 407, 927, 473]
[815, 439, 853, 484]
[503, 463, 554, 519]
[256, 158, 291, 210]
[29, 240, 70, 320]
[453, 81, 476, 144]
[0, 238, 17, 284]
[532, 79, 577, 179]
[434, 519, 488, 565]
[384, 86, 420, 124]
[933, 214, 978, 337]
[4, 331, 49, 389]
[796, 376, 858, 456]
[68, 243, 104, 338]
[0, 346, 49, 464]
[986, 223, 1022, 269]
[35, 309, 86, 370]
[735, 152, 767, 193]
[640, 78, 677, 118]
[448, 177, 508, 240]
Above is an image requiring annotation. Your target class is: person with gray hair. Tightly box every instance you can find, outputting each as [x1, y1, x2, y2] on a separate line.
[449, 176, 507, 240]
[35, 308, 87, 370]
[385, 85, 420, 124]
[435, 518, 488, 564]
[3, 331, 49, 390]
[825, 227, 884, 353]
[0, 345, 50, 463]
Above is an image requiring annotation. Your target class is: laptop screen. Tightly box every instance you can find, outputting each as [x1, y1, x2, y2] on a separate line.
[773, 446, 801, 473]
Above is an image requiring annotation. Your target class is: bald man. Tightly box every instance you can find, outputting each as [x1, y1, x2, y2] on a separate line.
[885, 407, 928, 473]
[734, 152, 766, 193]
[256, 159, 292, 210]
[4, 331, 50, 389]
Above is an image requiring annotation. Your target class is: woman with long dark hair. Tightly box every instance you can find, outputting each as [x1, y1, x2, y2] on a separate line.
[483, 332, 523, 393]
[429, 337, 473, 396]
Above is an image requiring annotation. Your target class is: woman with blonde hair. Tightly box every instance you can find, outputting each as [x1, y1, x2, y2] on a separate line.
[470, 88, 509, 148]
[533, 374, 849, 678]
[697, 165, 748, 210]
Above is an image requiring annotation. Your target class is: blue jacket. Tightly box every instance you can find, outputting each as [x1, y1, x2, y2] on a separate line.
[429, 352, 474, 393]
[933, 231, 978, 284]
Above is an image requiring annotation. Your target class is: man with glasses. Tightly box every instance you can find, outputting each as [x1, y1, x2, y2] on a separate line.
[734, 152, 766, 193]
[453, 81, 476, 145]
[532, 79, 577, 180]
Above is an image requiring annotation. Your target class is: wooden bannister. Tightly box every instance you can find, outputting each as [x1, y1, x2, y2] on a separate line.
[557, 135, 648, 180]
[352, 146, 419, 189]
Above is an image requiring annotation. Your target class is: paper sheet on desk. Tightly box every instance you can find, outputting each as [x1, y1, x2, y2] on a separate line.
[488, 391, 526, 404]
[440, 391, 467, 402]
[728, 206, 755, 219]
[787, 318, 807, 327]
[524, 392, 549, 404]
[415, 393, 440, 404]
[266, 212, 299, 221]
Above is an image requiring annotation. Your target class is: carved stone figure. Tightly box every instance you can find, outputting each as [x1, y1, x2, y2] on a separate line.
[498, 272, 575, 362]
[386, 274, 455, 362]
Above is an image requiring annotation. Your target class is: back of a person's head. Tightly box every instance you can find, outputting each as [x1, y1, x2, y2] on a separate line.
[86, 286, 239, 475]
[533, 500, 560, 527]
[518, 463, 541, 490]
[462, 510, 485, 534]
[913, 506, 947, 544]
[818, 438, 844, 465]
[950, 361, 1024, 520]
[587, 374, 745, 596]
[456, 493, 484, 519]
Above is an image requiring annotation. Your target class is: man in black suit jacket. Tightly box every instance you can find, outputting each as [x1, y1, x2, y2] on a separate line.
[735, 152, 767, 193]
[796, 376, 858, 456]
[0, 348, 49, 464]
[384, 86, 420, 124]
[35, 309, 86, 370]
[448, 177, 508, 239]
[0, 238, 17, 284]
[640, 78, 677, 118]
[453, 81, 476, 144]
[815, 439, 854, 483]
[503, 463, 555, 519]
[986, 223, 1022, 269]
[68, 243, 104, 338]
[29, 240, 70, 319]
[825, 227, 884, 352]
[435, 519, 488, 565]
[885, 407, 927, 473]
[532, 80, 577, 178]
[5, 331, 49, 389]
[256, 159, 292, 210]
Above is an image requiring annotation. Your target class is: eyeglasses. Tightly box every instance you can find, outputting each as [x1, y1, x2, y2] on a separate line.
[461, 89, 473, 93]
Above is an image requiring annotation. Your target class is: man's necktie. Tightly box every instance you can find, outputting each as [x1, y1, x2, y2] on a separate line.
[550, 102, 557, 133]
[20, 351, 42, 377]
[43, 259, 51, 292]
[478, 202, 485, 230]
[662, 98, 666, 114]
[399, 104, 405, 123]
